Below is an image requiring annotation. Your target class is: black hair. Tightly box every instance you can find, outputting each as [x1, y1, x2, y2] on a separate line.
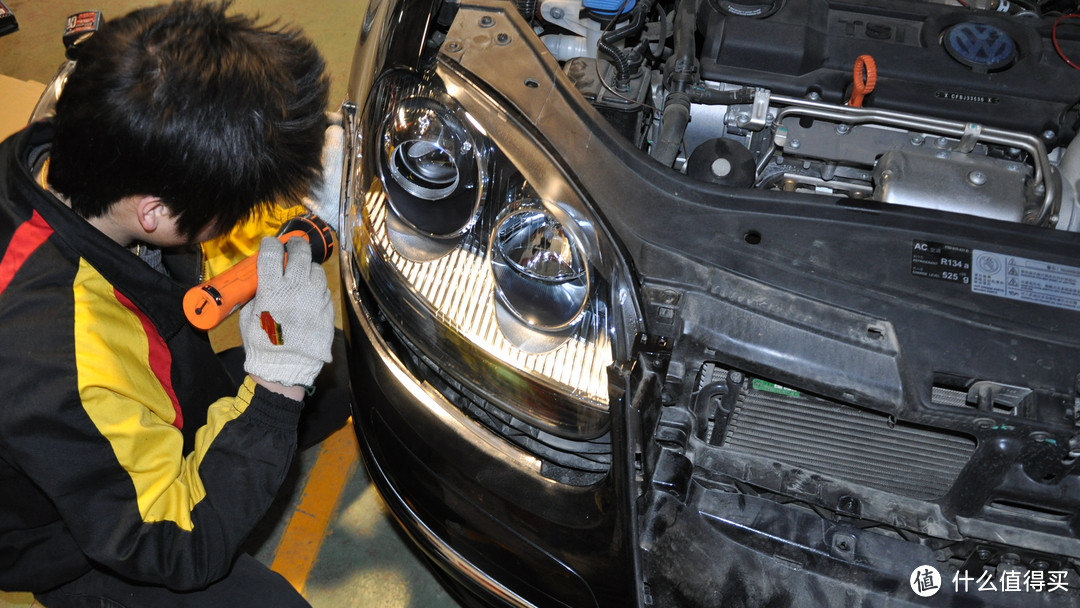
[48, 0, 330, 239]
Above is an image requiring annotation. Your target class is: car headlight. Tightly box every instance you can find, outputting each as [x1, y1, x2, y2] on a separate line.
[378, 92, 484, 237]
[346, 67, 641, 440]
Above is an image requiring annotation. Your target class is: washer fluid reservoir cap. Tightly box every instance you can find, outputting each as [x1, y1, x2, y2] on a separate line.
[943, 22, 1017, 72]
[582, 0, 635, 15]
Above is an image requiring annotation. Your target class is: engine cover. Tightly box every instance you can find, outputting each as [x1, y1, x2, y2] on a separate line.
[699, 0, 1080, 146]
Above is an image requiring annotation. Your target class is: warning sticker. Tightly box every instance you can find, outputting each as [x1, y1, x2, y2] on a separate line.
[971, 250, 1080, 312]
[911, 241, 972, 285]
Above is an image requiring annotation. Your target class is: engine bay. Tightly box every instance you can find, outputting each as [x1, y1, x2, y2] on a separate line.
[516, 0, 1080, 601]
[540, 0, 1080, 230]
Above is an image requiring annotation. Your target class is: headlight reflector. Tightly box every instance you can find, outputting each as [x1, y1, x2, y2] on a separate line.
[490, 203, 589, 332]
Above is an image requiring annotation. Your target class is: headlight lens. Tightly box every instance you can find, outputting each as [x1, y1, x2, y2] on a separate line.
[378, 93, 484, 238]
[347, 68, 639, 440]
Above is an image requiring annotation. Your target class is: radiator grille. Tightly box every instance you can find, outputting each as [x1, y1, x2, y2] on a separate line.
[720, 384, 977, 500]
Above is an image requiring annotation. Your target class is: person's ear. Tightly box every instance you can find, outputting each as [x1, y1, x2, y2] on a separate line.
[134, 196, 171, 233]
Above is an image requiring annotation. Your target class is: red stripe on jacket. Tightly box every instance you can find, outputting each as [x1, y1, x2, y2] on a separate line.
[0, 211, 54, 297]
[114, 289, 184, 429]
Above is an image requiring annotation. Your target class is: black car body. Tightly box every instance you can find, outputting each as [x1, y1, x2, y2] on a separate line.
[337, 0, 1080, 605]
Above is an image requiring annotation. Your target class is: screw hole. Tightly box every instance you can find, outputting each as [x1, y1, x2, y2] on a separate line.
[744, 230, 762, 245]
[524, 78, 539, 88]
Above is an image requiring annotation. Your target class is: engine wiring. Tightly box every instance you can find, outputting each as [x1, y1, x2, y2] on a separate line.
[592, 0, 664, 112]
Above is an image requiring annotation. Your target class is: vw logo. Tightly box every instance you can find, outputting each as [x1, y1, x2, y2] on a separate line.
[944, 22, 1017, 72]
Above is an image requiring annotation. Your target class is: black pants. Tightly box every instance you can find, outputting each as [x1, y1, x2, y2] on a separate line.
[35, 554, 309, 608]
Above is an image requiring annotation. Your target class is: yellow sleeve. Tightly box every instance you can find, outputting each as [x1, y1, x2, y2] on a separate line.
[200, 205, 307, 279]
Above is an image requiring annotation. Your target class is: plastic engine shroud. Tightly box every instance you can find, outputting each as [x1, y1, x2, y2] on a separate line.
[699, 0, 1080, 146]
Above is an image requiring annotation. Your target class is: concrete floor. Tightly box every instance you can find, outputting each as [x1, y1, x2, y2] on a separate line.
[0, 2, 466, 607]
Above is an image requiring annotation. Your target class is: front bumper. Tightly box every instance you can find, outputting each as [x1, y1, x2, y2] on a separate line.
[343, 269, 634, 608]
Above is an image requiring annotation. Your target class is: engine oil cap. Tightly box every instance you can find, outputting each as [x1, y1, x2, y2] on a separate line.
[943, 22, 1017, 72]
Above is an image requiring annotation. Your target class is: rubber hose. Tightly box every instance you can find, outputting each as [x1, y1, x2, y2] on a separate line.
[599, 6, 648, 86]
[651, 92, 690, 166]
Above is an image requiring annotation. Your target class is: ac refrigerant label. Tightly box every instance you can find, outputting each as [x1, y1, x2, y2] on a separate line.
[911, 240, 1080, 312]
[971, 249, 1080, 312]
[911, 241, 972, 285]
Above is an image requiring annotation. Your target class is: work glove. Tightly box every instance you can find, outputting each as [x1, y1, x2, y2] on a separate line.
[303, 113, 344, 229]
[240, 236, 334, 389]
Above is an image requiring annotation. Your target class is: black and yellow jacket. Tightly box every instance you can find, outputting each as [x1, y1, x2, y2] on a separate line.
[0, 122, 304, 593]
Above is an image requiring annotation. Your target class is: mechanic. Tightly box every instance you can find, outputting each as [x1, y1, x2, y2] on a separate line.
[0, 2, 346, 606]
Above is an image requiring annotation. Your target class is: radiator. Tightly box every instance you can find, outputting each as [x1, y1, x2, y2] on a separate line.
[716, 376, 977, 501]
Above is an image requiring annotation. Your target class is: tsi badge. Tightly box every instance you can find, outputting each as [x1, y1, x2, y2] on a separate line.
[911, 565, 942, 597]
